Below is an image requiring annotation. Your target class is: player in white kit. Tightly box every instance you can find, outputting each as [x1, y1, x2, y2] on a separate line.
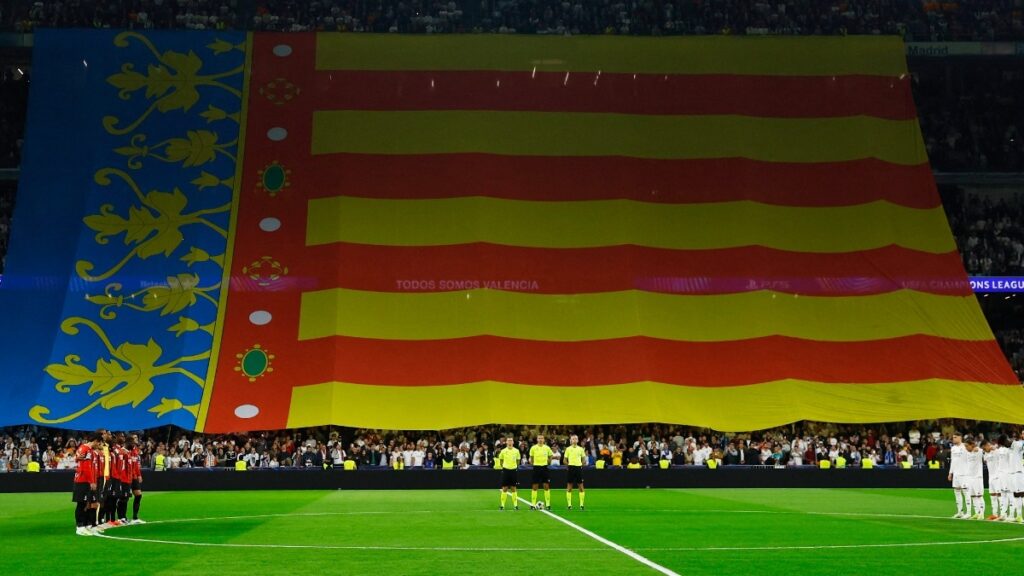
[983, 437, 1010, 520]
[961, 436, 985, 520]
[948, 434, 968, 518]
[1009, 431, 1024, 523]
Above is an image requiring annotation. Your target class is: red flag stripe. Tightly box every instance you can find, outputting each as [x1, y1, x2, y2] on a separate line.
[299, 155, 938, 208]
[282, 335, 1017, 387]
[264, 243, 971, 297]
[308, 70, 915, 119]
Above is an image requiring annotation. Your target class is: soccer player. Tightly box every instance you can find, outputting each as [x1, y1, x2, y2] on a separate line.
[1010, 431, 1024, 523]
[113, 433, 132, 524]
[73, 433, 101, 535]
[529, 434, 554, 510]
[961, 436, 985, 520]
[91, 429, 111, 529]
[497, 437, 520, 511]
[564, 434, 586, 510]
[128, 434, 145, 524]
[102, 434, 125, 527]
[983, 438, 1009, 520]
[948, 434, 966, 518]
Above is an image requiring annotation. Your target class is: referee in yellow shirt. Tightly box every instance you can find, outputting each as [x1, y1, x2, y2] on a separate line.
[497, 437, 521, 511]
[529, 435, 554, 510]
[564, 435, 587, 510]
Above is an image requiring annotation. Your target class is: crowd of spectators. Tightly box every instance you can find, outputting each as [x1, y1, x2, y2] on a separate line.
[0, 420, 1010, 473]
[917, 64, 1024, 173]
[996, 328, 1024, 380]
[943, 188, 1024, 276]
[2, 0, 1023, 38]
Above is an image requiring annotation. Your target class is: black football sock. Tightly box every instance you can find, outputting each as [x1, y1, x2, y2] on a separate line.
[132, 494, 142, 519]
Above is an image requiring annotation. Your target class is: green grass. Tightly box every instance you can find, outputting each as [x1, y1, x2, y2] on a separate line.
[1, 488, 1022, 575]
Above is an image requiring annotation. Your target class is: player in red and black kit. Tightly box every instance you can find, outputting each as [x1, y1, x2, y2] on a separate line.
[115, 433, 134, 523]
[105, 434, 130, 525]
[128, 434, 144, 524]
[73, 432, 102, 535]
[90, 430, 110, 528]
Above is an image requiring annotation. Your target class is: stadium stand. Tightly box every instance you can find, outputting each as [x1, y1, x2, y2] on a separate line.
[0, 420, 1005, 472]
[0, 7, 1023, 473]
[1, 0, 1022, 38]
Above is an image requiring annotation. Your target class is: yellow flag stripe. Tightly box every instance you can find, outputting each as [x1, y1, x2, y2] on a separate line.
[298, 289, 990, 343]
[287, 380, 1024, 431]
[306, 198, 955, 255]
[311, 111, 926, 165]
[315, 34, 908, 77]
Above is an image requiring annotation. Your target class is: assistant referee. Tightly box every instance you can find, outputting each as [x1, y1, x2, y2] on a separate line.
[497, 437, 521, 511]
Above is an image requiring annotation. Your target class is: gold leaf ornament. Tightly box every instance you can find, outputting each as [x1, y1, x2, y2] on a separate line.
[164, 130, 218, 167]
[168, 316, 201, 336]
[200, 104, 227, 123]
[149, 397, 199, 418]
[83, 204, 130, 245]
[139, 273, 200, 316]
[43, 355, 93, 391]
[180, 246, 211, 266]
[107, 63, 147, 98]
[151, 50, 203, 113]
[40, 339, 162, 410]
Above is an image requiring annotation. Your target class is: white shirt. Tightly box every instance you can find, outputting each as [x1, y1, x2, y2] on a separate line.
[994, 446, 1010, 477]
[950, 444, 965, 477]
[1010, 440, 1024, 474]
[961, 448, 984, 478]
[412, 450, 425, 467]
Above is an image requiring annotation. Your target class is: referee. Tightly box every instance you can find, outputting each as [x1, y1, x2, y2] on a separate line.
[529, 435, 554, 510]
[497, 437, 521, 511]
[564, 435, 586, 510]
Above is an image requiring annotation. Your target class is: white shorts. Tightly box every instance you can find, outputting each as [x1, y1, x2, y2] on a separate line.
[953, 474, 967, 490]
[1011, 473, 1024, 493]
[988, 475, 1006, 493]
[965, 477, 984, 497]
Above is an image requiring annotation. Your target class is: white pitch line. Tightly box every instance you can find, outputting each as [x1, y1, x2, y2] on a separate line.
[90, 507, 1024, 556]
[135, 510, 440, 526]
[516, 496, 682, 576]
[635, 535, 1024, 552]
[91, 532, 605, 552]
[613, 509, 964, 522]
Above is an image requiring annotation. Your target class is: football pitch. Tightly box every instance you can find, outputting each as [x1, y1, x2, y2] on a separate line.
[2, 488, 1022, 575]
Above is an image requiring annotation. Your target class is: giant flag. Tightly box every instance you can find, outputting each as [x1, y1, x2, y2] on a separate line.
[1, 31, 1022, 432]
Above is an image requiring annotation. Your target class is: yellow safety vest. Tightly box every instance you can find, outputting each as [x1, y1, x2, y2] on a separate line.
[343, 460, 356, 470]
[819, 460, 831, 469]
[595, 460, 606, 469]
[392, 459, 404, 470]
[626, 462, 641, 469]
[26, 461, 40, 473]
[442, 459, 454, 470]
[835, 457, 847, 469]
[154, 454, 165, 471]
[901, 460, 912, 469]
[235, 460, 247, 471]
[707, 459, 718, 469]
[659, 459, 671, 469]
[928, 460, 941, 469]
[862, 458, 874, 469]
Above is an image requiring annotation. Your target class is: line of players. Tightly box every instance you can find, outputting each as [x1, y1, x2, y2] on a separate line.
[496, 434, 587, 511]
[72, 429, 145, 535]
[948, 433, 1024, 521]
